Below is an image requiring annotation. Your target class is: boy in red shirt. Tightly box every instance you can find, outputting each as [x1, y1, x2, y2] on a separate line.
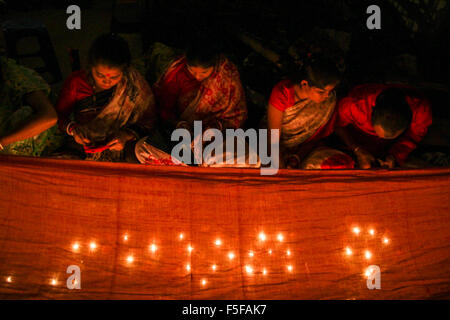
[336, 84, 432, 168]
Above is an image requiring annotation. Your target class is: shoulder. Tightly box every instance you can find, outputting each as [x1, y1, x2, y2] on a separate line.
[61, 70, 90, 90]
[0, 57, 50, 94]
[348, 83, 388, 99]
[402, 88, 432, 124]
[269, 79, 295, 111]
[216, 56, 242, 78]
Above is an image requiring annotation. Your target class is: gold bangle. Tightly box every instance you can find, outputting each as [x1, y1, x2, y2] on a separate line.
[0, 142, 3, 150]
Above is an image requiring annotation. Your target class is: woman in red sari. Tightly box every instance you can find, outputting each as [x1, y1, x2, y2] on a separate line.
[56, 33, 156, 162]
[267, 57, 354, 169]
[135, 38, 251, 166]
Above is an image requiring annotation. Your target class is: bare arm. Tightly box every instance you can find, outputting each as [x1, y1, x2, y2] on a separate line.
[0, 90, 57, 147]
[335, 126, 375, 169]
[267, 103, 284, 168]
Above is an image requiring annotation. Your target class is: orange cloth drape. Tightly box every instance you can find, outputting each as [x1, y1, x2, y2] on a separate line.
[0, 155, 449, 299]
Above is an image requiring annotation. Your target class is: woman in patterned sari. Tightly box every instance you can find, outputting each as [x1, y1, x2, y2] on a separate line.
[0, 55, 62, 157]
[267, 57, 354, 169]
[134, 38, 252, 167]
[55, 33, 156, 162]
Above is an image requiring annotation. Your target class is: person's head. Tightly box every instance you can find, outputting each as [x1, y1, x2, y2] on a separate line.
[87, 33, 131, 90]
[291, 57, 340, 104]
[185, 34, 220, 82]
[372, 88, 412, 139]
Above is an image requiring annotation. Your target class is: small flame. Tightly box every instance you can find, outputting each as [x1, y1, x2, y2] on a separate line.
[259, 232, 267, 242]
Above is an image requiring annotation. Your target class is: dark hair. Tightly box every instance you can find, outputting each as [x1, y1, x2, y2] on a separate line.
[185, 32, 220, 68]
[87, 33, 131, 70]
[372, 88, 412, 137]
[290, 57, 340, 89]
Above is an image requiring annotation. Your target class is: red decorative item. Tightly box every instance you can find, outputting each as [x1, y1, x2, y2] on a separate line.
[83, 145, 111, 154]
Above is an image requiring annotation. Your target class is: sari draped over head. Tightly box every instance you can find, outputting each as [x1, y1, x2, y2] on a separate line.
[73, 67, 155, 162]
[281, 92, 336, 149]
[149, 42, 247, 130]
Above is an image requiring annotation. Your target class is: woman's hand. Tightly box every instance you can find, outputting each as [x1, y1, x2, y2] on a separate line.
[71, 125, 91, 146]
[355, 148, 375, 169]
[377, 155, 396, 169]
[107, 130, 135, 151]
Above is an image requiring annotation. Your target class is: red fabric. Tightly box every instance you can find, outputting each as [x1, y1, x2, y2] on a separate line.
[320, 153, 355, 169]
[154, 57, 247, 129]
[269, 79, 338, 145]
[55, 70, 95, 132]
[268, 79, 297, 112]
[83, 145, 111, 154]
[0, 155, 449, 299]
[337, 84, 432, 165]
[153, 62, 201, 123]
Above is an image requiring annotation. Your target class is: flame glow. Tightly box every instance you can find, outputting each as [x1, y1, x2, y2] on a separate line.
[258, 232, 267, 242]
[345, 247, 353, 256]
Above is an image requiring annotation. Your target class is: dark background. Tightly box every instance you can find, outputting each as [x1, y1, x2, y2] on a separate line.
[1, 0, 449, 159]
